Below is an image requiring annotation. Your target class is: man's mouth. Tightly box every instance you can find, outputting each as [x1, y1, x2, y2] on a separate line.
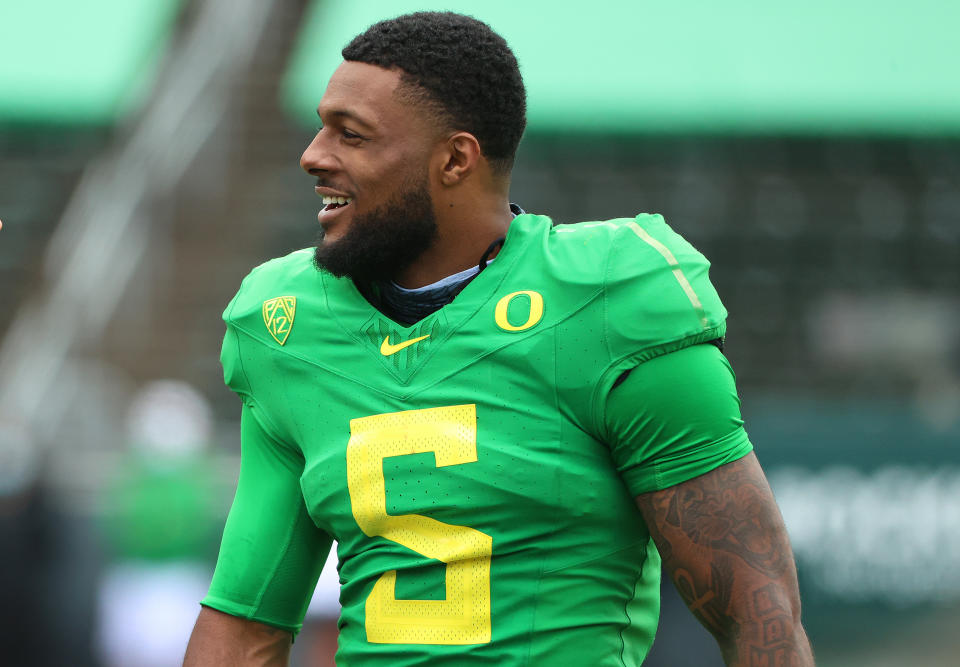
[322, 195, 353, 211]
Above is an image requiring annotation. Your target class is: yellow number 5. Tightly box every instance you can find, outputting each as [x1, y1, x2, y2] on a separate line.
[346, 404, 493, 645]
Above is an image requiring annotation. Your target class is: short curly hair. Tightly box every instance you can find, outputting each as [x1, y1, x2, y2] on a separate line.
[342, 12, 526, 174]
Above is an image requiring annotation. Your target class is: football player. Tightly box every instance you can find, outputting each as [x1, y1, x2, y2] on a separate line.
[185, 12, 813, 666]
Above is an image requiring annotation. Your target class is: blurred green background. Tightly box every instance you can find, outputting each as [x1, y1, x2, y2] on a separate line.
[1, 1, 958, 665]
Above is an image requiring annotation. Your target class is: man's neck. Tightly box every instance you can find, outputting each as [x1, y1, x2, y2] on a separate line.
[392, 198, 513, 288]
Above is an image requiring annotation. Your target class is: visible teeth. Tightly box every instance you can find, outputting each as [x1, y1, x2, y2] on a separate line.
[322, 195, 353, 205]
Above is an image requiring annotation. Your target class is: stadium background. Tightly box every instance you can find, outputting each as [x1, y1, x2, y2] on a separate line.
[1, 0, 958, 664]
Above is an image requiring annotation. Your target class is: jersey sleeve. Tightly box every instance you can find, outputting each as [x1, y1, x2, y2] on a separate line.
[601, 343, 753, 496]
[202, 400, 332, 635]
[203, 288, 332, 635]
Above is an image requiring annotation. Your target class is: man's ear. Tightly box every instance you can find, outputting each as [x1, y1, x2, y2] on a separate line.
[436, 132, 482, 186]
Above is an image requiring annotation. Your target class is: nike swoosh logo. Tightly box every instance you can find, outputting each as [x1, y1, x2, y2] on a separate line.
[380, 334, 431, 356]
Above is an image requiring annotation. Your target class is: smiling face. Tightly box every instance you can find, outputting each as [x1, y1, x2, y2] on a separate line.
[300, 61, 443, 282]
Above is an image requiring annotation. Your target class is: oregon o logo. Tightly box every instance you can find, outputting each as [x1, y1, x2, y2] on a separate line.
[494, 291, 544, 332]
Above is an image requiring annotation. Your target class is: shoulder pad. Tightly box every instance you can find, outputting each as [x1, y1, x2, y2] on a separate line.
[603, 214, 727, 364]
[222, 248, 318, 335]
[220, 248, 319, 394]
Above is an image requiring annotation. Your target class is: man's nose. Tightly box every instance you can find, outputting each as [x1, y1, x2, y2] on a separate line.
[300, 133, 337, 175]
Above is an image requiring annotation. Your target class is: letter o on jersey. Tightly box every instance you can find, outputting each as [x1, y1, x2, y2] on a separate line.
[494, 291, 544, 332]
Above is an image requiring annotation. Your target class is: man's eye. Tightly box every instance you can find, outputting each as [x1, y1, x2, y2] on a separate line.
[342, 129, 363, 141]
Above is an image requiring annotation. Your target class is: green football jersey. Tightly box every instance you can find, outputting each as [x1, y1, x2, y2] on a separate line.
[203, 213, 752, 665]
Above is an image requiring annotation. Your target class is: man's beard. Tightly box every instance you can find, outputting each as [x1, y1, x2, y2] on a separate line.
[313, 176, 438, 284]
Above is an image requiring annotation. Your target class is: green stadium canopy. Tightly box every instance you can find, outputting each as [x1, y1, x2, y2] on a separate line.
[284, 0, 960, 136]
[0, 0, 182, 125]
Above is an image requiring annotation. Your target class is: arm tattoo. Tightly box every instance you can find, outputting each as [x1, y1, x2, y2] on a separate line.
[635, 452, 813, 666]
[655, 453, 792, 578]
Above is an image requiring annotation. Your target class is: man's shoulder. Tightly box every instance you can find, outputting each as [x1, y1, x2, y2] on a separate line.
[595, 213, 726, 365]
[516, 212, 726, 365]
[240, 247, 318, 294]
[222, 248, 320, 333]
[551, 212, 697, 267]
[512, 212, 712, 293]
[219, 249, 324, 396]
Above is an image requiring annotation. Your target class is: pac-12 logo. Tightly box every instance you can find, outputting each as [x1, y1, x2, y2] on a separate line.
[263, 296, 297, 345]
[494, 291, 544, 332]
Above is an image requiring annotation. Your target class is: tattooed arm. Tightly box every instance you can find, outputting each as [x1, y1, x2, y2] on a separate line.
[635, 452, 814, 666]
